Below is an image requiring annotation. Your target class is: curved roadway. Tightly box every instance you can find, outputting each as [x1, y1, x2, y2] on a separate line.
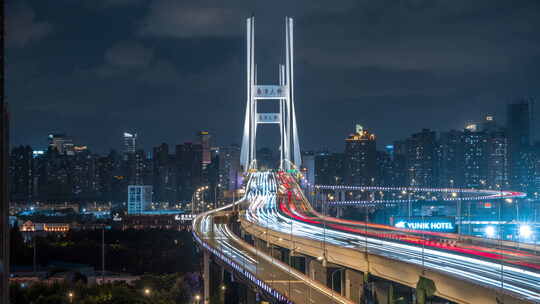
[244, 171, 540, 303]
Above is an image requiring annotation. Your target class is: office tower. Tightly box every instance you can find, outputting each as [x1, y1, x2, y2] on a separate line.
[123, 132, 137, 158]
[199, 131, 211, 169]
[127, 185, 153, 214]
[404, 129, 438, 187]
[48, 133, 74, 155]
[344, 125, 377, 186]
[315, 151, 345, 185]
[507, 100, 532, 189]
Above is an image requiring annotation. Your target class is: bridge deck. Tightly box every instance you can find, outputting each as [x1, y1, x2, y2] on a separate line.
[194, 211, 353, 304]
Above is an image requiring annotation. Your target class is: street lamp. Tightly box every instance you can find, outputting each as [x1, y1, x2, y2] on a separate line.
[68, 292, 74, 303]
[194, 294, 201, 304]
[144, 288, 151, 296]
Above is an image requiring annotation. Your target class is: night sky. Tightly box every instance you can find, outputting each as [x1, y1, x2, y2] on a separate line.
[7, 0, 540, 154]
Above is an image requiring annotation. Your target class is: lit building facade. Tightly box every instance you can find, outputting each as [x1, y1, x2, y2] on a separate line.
[344, 125, 377, 186]
[218, 145, 242, 192]
[462, 129, 488, 188]
[127, 185, 153, 214]
[199, 131, 211, 169]
[402, 129, 438, 187]
[123, 132, 137, 157]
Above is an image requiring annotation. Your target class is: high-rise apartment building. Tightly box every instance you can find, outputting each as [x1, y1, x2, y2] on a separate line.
[507, 100, 532, 189]
[344, 125, 377, 186]
[176, 143, 203, 200]
[218, 145, 242, 191]
[403, 129, 438, 187]
[153, 143, 177, 202]
[301, 151, 316, 186]
[315, 152, 344, 185]
[439, 130, 464, 187]
[487, 129, 509, 189]
[462, 129, 488, 188]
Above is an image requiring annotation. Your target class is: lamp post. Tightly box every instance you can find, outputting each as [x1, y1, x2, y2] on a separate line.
[192, 186, 209, 214]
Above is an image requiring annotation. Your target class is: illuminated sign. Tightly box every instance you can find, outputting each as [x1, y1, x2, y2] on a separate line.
[256, 113, 280, 124]
[253, 85, 287, 98]
[394, 217, 456, 232]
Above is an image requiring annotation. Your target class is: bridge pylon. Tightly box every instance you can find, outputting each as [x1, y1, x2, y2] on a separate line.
[240, 17, 301, 172]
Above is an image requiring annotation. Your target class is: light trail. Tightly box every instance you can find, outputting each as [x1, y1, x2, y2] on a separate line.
[243, 171, 540, 302]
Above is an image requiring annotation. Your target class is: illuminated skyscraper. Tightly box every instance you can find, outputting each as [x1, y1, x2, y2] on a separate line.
[344, 125, 377, 186]
[462, 128, 488, 188]
[123, 132, 137, 156]
[199, 131, 211, 169]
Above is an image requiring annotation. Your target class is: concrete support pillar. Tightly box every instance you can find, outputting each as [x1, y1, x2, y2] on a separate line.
[374, 280, 391, 304]
[246, 287, 257, 304]
[203, 251, 210, 304]
[309, 259, 328, 286]
[344, 269, 363, 303]
[290, 255, 306, 274]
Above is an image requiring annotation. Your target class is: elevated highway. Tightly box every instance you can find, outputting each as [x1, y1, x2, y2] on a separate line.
[243, 171, 540, 303]
[194, 171, 540, 303]
[193, 198, 354, 303]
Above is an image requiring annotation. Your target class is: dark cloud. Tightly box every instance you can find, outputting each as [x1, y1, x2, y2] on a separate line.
[6, 2, 53, 48]
[6, 0, 540, 153]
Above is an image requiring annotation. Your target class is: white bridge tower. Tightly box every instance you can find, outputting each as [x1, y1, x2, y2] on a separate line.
[240, 17, 301, 171]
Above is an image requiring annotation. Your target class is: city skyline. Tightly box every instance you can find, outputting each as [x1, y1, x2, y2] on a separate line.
[4, 4, 540, 303]
[7, 1, 540, 153]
